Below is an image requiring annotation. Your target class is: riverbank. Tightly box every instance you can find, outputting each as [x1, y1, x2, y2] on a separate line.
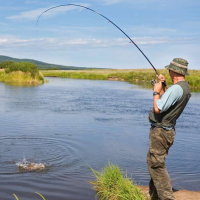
[90, 163, 200, 200]
[138, 185, 200, 200]
[41, 69, 200, 91]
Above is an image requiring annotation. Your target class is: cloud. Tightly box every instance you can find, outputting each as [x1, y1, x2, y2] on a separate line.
[1, 35, 199, 69]
[0, 35, 199, 51]
[0, 35, 31, 46]
[7, 4, 90, 21]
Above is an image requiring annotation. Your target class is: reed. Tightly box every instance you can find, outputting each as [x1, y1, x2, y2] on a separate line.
[89, 163, 149, 200]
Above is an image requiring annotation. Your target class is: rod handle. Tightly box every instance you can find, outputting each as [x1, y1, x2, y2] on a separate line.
[162, 80, 168, 90]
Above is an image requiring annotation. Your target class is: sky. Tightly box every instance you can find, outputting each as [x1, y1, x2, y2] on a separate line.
[0, 0, 200, 69]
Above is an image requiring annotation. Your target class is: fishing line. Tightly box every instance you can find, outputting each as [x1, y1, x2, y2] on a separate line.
[36, 4, 159, 74]
[37, 4, 167, 87]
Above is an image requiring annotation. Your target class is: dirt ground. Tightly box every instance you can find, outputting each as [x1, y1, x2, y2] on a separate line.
[138, 185, 200, 200]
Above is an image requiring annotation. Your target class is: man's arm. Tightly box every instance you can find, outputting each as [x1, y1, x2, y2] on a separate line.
[152, 74, 184, 114]
[153, 82, 163, 114]
[153, 74, 166, 114]
[154, 95, 161, 114]
[156, 85, 183, 113]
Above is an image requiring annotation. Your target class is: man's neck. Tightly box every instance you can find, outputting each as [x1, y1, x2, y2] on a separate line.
[173, 77, 185, 84]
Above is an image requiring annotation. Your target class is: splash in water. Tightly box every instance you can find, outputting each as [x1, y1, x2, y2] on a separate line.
[16, 158, 46, 172]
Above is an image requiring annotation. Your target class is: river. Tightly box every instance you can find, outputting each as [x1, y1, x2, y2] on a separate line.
[0, 77, 199, 200]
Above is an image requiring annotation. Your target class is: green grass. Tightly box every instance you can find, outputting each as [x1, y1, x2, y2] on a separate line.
[0, 71, 44, 84]
[41, 69, 200, 91]
[89, 163, 149, 200]
[0, 61, 44, 84]
[42, 70, 109, 80]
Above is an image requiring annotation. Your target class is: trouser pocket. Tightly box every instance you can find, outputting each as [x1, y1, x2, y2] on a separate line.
[147, 127, 175, 168]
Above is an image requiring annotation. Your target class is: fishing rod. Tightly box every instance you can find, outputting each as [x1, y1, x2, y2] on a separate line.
[37, 4, 166, 86]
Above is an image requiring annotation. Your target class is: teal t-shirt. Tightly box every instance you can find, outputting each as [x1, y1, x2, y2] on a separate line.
[150, 84, 183, 130]
[157, 84, 183, 113]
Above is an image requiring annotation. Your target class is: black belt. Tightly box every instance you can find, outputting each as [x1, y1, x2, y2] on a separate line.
[151, 124, 175, 130]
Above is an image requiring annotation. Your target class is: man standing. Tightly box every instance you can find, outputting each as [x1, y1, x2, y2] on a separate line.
[147, 58, 191, 200]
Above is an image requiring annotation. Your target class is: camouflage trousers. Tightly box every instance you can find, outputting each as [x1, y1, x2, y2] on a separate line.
[147, 126, 175, 200]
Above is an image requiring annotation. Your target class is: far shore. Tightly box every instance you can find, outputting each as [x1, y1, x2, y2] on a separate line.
[41, 69, 200, 91]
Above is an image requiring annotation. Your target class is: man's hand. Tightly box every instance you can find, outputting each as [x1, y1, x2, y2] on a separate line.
[156, 74, 165, 83]
[155, 74, 166, 94]
[153, 74, 167, 114]
[154, 82, 163, 93]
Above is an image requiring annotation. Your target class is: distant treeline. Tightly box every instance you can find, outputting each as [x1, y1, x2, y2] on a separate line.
[0, 55, 95, 70]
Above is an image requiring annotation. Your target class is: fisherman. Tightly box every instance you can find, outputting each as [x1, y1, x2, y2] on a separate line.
[147, 58, 191, 200]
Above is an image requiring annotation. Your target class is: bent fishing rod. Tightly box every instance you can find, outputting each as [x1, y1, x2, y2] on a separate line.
[37, 4, 165, 86]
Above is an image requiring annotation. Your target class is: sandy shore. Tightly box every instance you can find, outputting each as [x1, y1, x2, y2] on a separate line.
[138, 186, 200, 200]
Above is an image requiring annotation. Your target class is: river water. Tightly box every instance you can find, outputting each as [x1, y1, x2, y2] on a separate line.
[0, 77, 199, 200]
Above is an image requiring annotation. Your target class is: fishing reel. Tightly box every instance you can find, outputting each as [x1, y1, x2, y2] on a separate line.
[151, 79, 157, 86]
[151, 79, 168, 90]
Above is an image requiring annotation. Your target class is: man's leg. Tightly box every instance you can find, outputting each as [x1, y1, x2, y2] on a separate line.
[148, 165, 174, 200]
[149, 178, 159, 200]
[147, 127, 175, 200]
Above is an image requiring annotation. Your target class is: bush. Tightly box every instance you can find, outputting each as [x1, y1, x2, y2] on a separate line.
[0, 61, 14, 69]
[0, 61, 44, 84]
[0, 61, 40, 78]
[5, 62, 39, 78]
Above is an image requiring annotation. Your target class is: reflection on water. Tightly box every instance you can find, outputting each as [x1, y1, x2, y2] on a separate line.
[5, 82, 41, 87]
[0, 78, 199, 200]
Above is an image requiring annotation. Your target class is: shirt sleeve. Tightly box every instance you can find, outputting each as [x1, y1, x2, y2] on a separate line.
[156, 84, 183, 113]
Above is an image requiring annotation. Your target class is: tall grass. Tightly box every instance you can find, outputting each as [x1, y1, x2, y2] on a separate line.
[0, 61, 44, 84]
[42, 69, 200, 91]
[42, 70, 108, 80]
[0, 71, 44, 84]
[89, 163, 149, 200]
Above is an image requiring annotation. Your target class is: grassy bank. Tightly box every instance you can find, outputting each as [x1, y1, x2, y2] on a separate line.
[42, 69, 200, 91]
[0, 61, 44, 84]
[89, 163, 149, 200]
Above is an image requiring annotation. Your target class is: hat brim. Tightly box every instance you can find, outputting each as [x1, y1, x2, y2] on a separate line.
[165, 65, 190, 76]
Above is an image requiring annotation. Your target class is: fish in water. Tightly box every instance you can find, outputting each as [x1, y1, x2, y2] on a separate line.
[16, 159, 46, 171]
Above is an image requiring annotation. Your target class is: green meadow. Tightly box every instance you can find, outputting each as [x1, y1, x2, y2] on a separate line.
[42, 69, 200, 91]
